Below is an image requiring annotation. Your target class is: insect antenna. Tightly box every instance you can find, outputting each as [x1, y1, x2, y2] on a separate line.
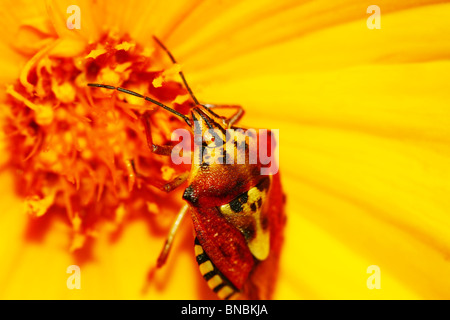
[87, 83, 192, 126]
[153, 36, 200, 106]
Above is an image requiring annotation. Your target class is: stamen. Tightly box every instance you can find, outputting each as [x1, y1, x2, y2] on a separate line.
[4, 33, 192, 247]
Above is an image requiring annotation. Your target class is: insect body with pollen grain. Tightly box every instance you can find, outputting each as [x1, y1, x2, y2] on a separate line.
[88, 36, 286, 300]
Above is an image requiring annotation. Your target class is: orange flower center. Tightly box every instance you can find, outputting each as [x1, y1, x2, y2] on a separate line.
[4, 32, 192, 251]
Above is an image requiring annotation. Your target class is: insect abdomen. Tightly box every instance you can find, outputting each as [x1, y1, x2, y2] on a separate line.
[194, 237, 238, 300]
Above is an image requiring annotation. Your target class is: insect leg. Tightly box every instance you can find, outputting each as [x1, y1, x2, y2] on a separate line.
[204, 104, 245, 127]
[126, 156, 188, 192]
[161, 171, 189, 193]
[143, 204, 189, 294]
[156, 204, 189, 268]
[141, 110, 174, 156]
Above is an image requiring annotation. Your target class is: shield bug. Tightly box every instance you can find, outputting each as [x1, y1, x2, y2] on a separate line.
[88, 36, 286, 300]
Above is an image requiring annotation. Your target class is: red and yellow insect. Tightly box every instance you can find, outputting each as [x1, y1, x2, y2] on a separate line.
[88, 37, 286, 300]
